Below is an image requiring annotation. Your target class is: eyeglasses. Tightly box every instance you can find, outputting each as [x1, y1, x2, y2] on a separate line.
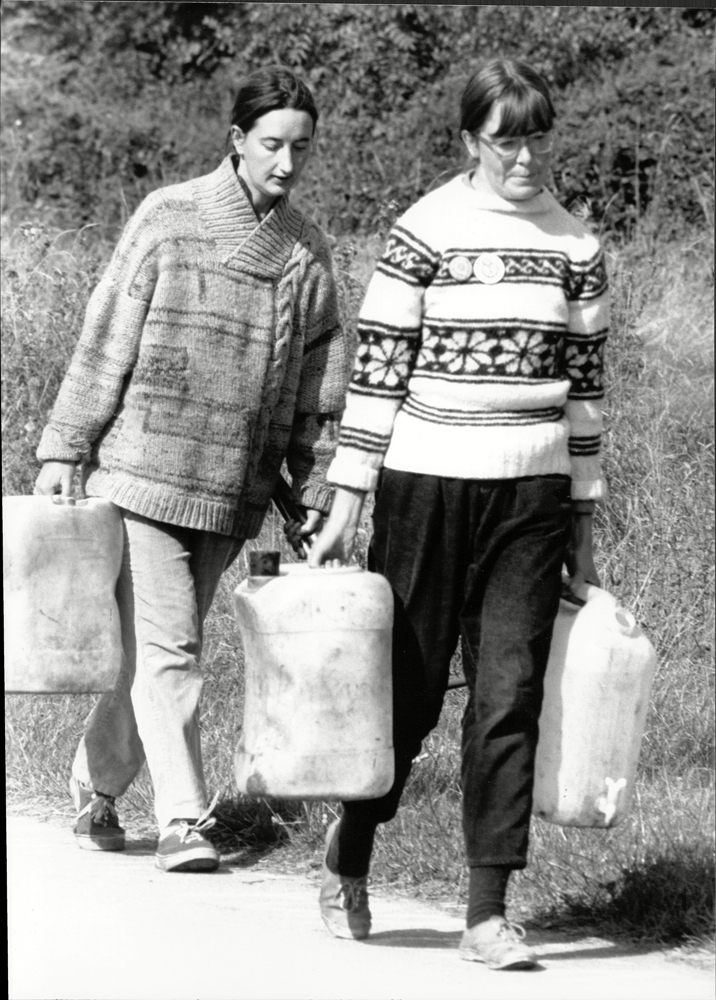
[478, 132, 554, 160]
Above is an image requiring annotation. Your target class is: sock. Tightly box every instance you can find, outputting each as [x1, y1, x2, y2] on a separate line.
[466, 865, 511, 928]
[326, 813, 377, 878]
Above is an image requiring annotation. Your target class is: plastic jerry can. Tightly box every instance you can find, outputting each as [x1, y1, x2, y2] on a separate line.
[233, 562, 394, 800]
[532, 585, 657, 828]
[3, 495, 124, 693]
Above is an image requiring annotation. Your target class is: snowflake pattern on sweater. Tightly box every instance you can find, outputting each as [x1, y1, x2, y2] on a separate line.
[328, 175, 609, 500]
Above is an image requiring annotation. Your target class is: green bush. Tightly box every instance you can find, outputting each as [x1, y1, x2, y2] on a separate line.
[556, 36, 715, 240]
[2, 4, 713, 237]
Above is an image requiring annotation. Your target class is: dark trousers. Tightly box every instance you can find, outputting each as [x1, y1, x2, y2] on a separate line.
[344, 470, 571, 869]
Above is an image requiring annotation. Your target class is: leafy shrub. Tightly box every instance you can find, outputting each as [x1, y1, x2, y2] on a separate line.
[2, 3, 713, 237]
[556, 36, 715, 239]
[1, 35, 232, 227]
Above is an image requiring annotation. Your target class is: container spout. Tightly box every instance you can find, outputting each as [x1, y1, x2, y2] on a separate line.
[595, 776, 627, 826]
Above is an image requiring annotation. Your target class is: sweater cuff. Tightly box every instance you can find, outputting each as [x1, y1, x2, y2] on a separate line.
[327, 454, 381, 493]
[570, 478, 606, 502]
[298, 482, 335, 514]
[36, 424, 85, 464]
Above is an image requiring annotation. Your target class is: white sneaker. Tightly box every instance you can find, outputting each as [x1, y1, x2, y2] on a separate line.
[319, 819, 371, 940]
[459, 917, 538, 970]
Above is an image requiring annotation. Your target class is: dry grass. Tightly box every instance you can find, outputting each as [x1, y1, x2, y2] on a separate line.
[3, 222, 714, 945]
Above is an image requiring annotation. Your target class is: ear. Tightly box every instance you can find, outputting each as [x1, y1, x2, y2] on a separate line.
[461, 129, 480, 161]
[230, 125, 246, 157]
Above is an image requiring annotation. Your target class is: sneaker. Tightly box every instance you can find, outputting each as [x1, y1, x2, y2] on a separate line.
[319, 819, 372, 940]
[70, 776, 125, 852]
[459, 917, 538, 970]
[155, 794, 220, 873]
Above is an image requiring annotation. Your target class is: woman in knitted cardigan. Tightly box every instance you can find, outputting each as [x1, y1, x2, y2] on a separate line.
[34, 67, 350, 872]
[309, 58, 608, 969]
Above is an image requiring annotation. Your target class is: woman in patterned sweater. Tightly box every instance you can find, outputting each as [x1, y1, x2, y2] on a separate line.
[34, 67, 349, 872]
[310, 58, 608, 969]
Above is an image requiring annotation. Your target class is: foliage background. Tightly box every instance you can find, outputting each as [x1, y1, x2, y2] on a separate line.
[1, 2, 714, 240]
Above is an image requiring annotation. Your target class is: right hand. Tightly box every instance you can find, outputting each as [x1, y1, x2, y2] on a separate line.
[307, 487, 366, 568]
[283, 508, 324, 560]
[34, 461, 76, 497]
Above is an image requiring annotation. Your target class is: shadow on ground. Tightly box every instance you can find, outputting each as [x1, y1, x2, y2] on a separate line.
[367, 928, 462, 949]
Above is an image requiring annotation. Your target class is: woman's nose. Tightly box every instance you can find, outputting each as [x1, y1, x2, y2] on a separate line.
[276, 147, 294, 175]
[515, 142, 534, 165]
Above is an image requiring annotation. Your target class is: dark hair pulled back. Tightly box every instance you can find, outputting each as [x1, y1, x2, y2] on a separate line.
[460, 58, 555, 138]
[230, 66, 319, 134]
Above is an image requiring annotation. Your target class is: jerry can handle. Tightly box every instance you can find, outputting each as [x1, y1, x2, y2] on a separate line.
[560, 576, 586, 608]
[51, 495, 76, 506]
[272, 474, 309, 558]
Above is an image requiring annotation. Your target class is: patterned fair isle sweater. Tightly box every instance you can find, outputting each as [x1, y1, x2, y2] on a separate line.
[38, 155, 350, 538]
[327, 173, 609, 500]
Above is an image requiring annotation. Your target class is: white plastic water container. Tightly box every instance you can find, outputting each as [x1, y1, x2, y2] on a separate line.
[3, 495, 124, 693]
[233, 563, 394, 800]
[533, 585, 657, 828]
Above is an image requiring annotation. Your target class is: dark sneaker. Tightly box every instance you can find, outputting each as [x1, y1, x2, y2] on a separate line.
[155, 796, 220, 873]
[70, 776, 125, 851]
[459, 917, 538, 970]
[319, 819, 372, 940]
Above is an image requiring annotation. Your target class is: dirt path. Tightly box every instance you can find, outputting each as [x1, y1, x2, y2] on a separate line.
[7, 814, 713, 1000]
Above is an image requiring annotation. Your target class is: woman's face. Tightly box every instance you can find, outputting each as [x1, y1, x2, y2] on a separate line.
[232, 108, 314, 215]
[462, 100, 552, 202]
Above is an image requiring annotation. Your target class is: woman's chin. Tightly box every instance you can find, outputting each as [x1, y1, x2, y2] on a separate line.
[268, 179, 294, 197]
[505, 181, 542, 201]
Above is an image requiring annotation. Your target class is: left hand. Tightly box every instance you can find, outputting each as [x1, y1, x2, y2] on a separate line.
[564, 506, 601, 603]
[284, 508, 324, 560]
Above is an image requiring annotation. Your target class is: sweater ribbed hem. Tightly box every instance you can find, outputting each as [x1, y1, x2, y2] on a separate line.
[382, 415, 573, 481]
[85, 471, 266, 539]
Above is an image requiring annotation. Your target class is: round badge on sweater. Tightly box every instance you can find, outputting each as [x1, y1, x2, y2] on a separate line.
[473, 253, 505, 284]
[448, 255, 473, 282]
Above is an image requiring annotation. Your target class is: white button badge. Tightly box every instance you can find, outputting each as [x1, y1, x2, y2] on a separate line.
[448, 255, 473, 282]
[473, 252, 505, 284]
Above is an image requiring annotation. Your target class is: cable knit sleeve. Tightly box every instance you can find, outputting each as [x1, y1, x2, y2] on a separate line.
[36, 197, 160, 463]
[563, 241, 609, 500]
[326, 219, 439, 492]
[284, 229, 351, 512]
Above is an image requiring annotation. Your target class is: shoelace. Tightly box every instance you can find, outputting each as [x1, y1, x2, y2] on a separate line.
[174, 791, 220, 844]
[339, 876, 369, 912]
[77, 793, 118, 827]
[496, 919, 527, 942]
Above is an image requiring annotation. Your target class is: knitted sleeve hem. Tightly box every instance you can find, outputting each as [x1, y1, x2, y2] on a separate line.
[326, 455, 380, 493]
[36, 425, 84, 464]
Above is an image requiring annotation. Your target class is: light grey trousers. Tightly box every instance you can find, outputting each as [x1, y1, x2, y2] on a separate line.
[72, 509, 243, 830]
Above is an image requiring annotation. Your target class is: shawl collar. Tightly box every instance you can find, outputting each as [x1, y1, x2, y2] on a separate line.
[191, 155, 304, 279]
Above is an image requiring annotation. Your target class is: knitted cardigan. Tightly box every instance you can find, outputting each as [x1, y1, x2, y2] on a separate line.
[327, 174, 609, 500]
[37, 156, 350, 538]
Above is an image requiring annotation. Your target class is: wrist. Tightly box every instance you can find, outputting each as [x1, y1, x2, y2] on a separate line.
[330, 486, 366, 526]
